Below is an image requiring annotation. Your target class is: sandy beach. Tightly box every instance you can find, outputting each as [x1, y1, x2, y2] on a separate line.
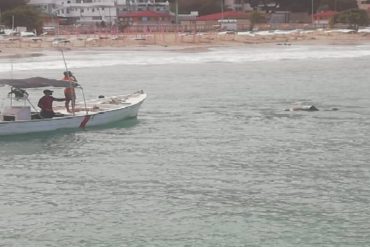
[1, 29, 370, 57]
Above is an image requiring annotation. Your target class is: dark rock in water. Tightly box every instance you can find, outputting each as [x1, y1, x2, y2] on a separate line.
[285, 105, 340, 112]
[306, 105, 319, 111]
[98, 95, 105, 98]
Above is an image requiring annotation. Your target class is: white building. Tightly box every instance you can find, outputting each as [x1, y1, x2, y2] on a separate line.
[28, 0, 170, 25]
[357, 0, 370, 12]
[224, 0, 252, 11]
[118, 0, 169, 12]
[28, 0, 57, 16]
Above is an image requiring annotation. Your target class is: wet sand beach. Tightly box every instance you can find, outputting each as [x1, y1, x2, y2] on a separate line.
[1, 29, 370, 58]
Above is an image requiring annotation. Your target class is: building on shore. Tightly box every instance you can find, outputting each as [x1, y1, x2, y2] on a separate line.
[196, 11, 250, 31]
[119, 10, 172, 26]
[28, 0, 170, 26]
[357, 0, 370, 12]
[118, 0, 169, 13]
[224, 0, 252, 12]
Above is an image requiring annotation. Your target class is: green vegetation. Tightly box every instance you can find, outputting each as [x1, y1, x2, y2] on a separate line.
[171, 0, 224, 15]
[170, 0, 358, 15]
[1, 5, 43, 33]
[249, 11, 265, 30]
[318, 0, 358, 11]
[330, 9, 369, 30]
[274, 0, 357, 12]
[0, 0, 28, 11]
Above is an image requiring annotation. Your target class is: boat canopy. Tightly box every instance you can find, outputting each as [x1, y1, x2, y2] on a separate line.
[0, 77, 78, 89]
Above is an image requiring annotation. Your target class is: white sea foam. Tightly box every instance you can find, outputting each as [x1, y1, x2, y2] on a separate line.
[325, 29, 356, 33]
[238, 29, 307, 36]
[1, 44, 370, 73]
[358, 27, 370, 33]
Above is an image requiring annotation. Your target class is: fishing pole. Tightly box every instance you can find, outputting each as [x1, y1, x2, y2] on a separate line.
[60, 49, 76, 115]
[10, 59, 13, 106]
[61, 49, 69, 72]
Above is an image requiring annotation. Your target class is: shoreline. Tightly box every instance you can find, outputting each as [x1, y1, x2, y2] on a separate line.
[1, 30, 370, 58]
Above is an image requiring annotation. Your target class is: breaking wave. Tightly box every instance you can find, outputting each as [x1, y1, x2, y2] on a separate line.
[1, 44, 370, 73]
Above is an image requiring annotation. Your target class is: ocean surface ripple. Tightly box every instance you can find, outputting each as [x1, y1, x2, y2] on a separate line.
[0, 45, 370, 247]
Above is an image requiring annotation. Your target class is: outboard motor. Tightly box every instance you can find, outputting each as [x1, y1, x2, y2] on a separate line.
[8, 87, 29, 101]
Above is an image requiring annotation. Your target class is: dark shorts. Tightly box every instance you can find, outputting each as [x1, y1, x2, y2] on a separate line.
[40, 111, 54, 118]
[65, 96, 75, 101]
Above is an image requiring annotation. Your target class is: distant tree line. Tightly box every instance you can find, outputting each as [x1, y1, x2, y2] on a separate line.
[0, 0, 28, 11]
[170, 0, 358, 15]
[331, 9, 369, 29]
[169, 0, 366, 29]
[253, 0, 357, 12]
[0, 0, 43, 33]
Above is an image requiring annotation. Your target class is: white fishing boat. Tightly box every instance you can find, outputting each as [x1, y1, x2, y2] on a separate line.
[0, 77, 146, 136]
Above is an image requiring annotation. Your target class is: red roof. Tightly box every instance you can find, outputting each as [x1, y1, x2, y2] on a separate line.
[119, 11, 170, 18]
[313, 10, 337, 19]
[197, 11, 248, 21]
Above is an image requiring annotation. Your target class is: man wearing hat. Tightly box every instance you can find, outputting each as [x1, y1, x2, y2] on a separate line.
[37, 89, 65, 118]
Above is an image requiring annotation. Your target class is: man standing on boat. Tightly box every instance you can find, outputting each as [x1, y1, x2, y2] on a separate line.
[38, 89, 65, 118]
[63, 71, 77, 113]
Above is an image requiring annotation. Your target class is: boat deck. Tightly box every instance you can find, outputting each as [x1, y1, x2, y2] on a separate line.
[1, 91, 146, 122]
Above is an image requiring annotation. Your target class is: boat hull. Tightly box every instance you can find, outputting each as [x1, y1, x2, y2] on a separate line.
[0, 92, 146, 136]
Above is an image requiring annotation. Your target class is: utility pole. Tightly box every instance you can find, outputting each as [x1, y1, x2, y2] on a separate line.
[175, 0, 178, 24]
[221, 0, 224, 20]
[114, 0, 119, 30]
[311, 0, 314, 27]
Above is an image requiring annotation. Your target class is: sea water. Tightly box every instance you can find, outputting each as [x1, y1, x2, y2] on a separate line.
[0, 44, 370, 246]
